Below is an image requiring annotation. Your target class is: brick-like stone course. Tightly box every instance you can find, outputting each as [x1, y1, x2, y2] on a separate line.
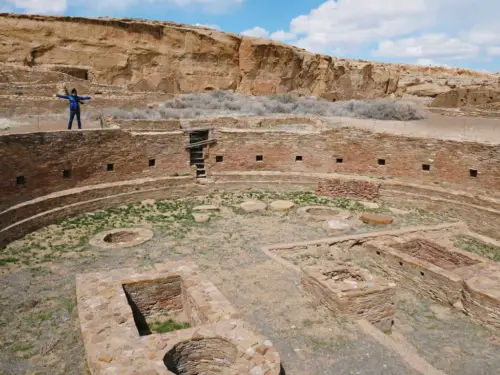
[206, 127, 500, 192]
[316, 178, 381, 200]
[0, 129, 190, 211]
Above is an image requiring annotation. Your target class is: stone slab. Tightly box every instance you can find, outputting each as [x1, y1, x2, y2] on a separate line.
[193, 213, 210, 223]
[269, 200, 295, 211]
[240, 201, 267, 213]
[193, 205, 219, 211]
[360, 213, 394, 225]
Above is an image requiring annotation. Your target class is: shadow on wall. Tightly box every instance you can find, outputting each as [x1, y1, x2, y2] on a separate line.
[123, 288, 152, 336]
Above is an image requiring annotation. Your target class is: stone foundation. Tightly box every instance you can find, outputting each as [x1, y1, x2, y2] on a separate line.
[76, 260, 281, 375]
[301, 262, 396, 331]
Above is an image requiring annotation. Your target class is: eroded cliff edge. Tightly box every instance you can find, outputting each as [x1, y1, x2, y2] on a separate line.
[1, 13, 499, 100]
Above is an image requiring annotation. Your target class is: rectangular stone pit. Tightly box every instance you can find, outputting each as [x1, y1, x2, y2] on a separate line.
[366, 238, 485, 305]
[122, 274, 209, 336]
[301, 262, 396, 331]
[76, 260, 281, 375]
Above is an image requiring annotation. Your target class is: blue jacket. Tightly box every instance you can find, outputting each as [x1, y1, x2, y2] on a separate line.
[56, 94, 91, 111]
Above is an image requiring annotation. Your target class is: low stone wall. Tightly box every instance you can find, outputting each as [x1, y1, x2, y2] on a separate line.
[301, 263, 396, 331]
[0, 178, 199, 247]
[365, 237, 492, 306]
[460, 264, 500, 330]
[2, 171, 500, 249]
[316, 177, 381, 201]
[0, 176, 195, 230]
[365, 242, 465, 305]
[380, 185, 500, 239]
[113, 119, 182, 131]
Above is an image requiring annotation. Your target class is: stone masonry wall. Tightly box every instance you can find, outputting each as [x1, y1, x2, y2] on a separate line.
[206, 127, 500, 193]
[2, 125, 500, 215]
[122, 276, 184, 318]
[0, 129, 190, 211]
[365, 243, 464, 305]
[316, 177, 381, 200]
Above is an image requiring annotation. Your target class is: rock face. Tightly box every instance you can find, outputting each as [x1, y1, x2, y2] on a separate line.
[431, 88, 500, 108]
[0, 13, 498, 99]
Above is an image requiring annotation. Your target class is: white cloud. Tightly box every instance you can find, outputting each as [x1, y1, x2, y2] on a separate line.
[93, 0, 244, 13]
[487, 46, 500, 57]
[416, 58, 449, 67]
[466, 29, 500, 46]
[6, 0, 67, 14]
[288, 0, 431, 53]
[7, 0, 244, 14]
[239, 0, 500, 67]
[269, 30, 296, 42]
[195, 23, 221, 30]
[374, 34, 479, 60]
[240, 27, 298, 43]
[240, 26, 269, 38]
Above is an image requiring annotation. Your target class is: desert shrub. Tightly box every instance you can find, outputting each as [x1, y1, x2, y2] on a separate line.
[94, 91, 427, 121]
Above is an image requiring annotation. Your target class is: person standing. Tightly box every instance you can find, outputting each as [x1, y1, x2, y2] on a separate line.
[56, 88, 92, 130]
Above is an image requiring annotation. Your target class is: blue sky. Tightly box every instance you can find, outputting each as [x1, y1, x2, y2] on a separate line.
[3, 0, 500, 72]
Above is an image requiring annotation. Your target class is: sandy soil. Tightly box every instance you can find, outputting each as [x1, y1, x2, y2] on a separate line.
[338, 112, 500, 144]
[1, 191, 498, 375]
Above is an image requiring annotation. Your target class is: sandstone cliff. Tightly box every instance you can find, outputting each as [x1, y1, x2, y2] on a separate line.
[1, 13, 499, 101]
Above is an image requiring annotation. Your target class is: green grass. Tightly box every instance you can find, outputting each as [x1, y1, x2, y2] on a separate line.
[37, 312, 52, 322]
[453, 235, 500, 262]
[149, 319, 190, 333]
[11, 344, 33, 352]
[0, 257, 18, 266]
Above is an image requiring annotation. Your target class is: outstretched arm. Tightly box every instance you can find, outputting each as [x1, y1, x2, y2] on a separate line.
[56, 94, 69, 99]
[78, 96, 92, 100]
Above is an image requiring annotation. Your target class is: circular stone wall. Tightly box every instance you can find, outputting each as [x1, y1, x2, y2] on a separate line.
[89, 228, 154, 249]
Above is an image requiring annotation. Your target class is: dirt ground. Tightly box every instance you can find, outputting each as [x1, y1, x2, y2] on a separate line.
[1, 191, 499, 375]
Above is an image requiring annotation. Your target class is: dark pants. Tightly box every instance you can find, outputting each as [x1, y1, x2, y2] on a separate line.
[68, 109, 82, 130]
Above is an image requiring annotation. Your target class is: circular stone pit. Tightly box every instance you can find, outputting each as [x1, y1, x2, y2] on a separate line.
[89, 227, 154, 249]
[164, 338, 238, 374]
